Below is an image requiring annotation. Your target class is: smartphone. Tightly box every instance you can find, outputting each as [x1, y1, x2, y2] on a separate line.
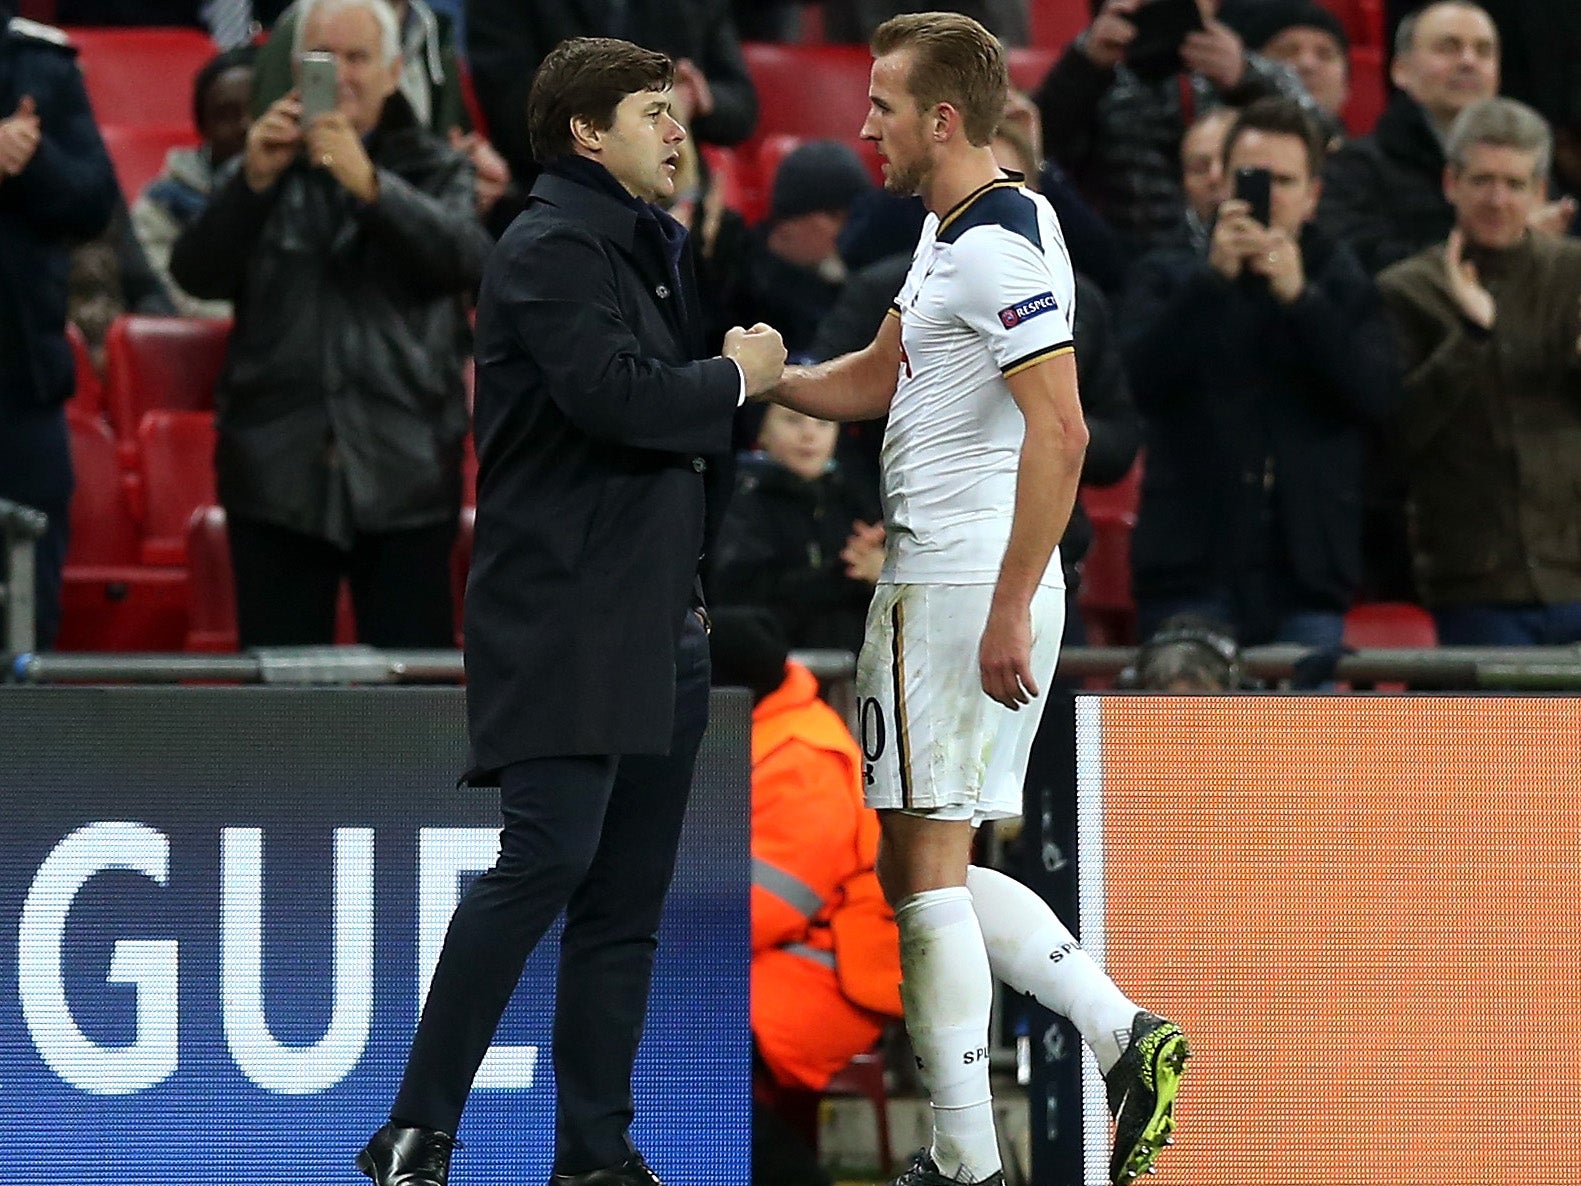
[1234, 166, 1272, 227]
[298, 51, 338, 123]
[1126, 0, 1205, 82]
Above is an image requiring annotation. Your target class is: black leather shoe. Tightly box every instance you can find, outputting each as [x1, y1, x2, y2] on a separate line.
[356, 1121, 457, 1186]
[548, 1151, 665, 1186]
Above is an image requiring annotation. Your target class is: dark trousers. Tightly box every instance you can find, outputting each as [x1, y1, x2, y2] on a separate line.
[1433, 601, 1581, 645]
[392, 616, 712, 1173]
[226, 514, 457, 648]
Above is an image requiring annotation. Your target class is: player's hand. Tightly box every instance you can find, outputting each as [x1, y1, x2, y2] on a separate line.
[1082, 0, 1141, 69]
[1209, 197, 1261, 281]
[979, 602, 1038, 710]
[244, 94, 303, 192]
[1444, 228, 1496, 329]
[1182, 19, 1247, 90]
[0, 95, 41, 180]
[723, 322, 787, 397]
[306, 111, 378, 202]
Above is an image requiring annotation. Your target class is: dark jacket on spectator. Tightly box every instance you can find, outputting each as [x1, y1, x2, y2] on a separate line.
[464, 0, 757, 187]
[707, 451, 882, 656]
[1119, 224, 1398, 616]
[169, 94, 489, 548]
[1377, 233, 1581, 608]
[0, 19, 116, 423]
[1035, 44, 1311, 253]
[718, 228, 846, 358]
[1316, 91, 1454, 277]
[0, 17, 117, 520]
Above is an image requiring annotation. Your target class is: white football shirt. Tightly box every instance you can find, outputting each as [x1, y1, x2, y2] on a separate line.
[880, 175, 1076, 586]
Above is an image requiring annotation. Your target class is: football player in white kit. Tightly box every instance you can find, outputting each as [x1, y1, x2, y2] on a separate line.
[761, 13, 1189, 1186]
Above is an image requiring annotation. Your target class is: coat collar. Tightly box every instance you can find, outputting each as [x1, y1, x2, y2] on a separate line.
[1374, 91, 1446, 176]
[530, 163, 646, 251]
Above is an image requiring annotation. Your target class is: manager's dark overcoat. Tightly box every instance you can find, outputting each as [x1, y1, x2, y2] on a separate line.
[464, 163, 740, 778]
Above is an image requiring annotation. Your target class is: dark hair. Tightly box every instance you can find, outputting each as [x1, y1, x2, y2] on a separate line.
[191, 44, 257, 134]
[1131, 615, 1243, 692]
[1222, 96, 1328, 179]
[871, 12, 1008, 147]
[527, 37, 674, 164]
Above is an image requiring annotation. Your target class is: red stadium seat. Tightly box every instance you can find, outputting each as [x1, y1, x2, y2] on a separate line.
[67, 27, 218, 128]
[65, 320, 102, 418]
[1007, 46, 1057, 95]
[103, 314, 230, 449]
[1030, 1, 1091, 51]
[59, 409, 189, 651]
[65, 408, 138, 566]
[100, 123, 200, 204]
[1343, 45, 1387, 138]
[1080, 455, 1143, 522]
[1343, 602, 1438, 649]
[1317, 0, 1385, 47]
[137, 410, 216, 566]
[1077, 458, 1144, 646]
[462, 430, 478, 509]
[185, 504, 238, 652]
[743, 43, 875, 144]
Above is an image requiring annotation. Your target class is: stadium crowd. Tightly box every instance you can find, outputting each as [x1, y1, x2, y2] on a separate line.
[5, 0, 1580, 664]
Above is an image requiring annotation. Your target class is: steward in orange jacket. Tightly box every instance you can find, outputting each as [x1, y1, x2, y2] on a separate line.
[750, 658, 902, 1091]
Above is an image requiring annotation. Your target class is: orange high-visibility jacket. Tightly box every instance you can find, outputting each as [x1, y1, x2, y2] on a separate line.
[751, 661, 902, 1091]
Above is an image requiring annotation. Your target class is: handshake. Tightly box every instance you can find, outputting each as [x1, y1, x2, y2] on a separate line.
[722, 322, 787, 399]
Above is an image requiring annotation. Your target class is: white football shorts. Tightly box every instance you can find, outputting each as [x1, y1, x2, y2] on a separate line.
[854, 582, 1065, 824]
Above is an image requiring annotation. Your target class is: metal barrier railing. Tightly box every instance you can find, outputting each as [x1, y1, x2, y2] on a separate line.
[0, 497, 49, 659]
[13, 643, 1581, 690]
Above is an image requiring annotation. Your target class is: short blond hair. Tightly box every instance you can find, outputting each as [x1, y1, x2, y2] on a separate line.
[871, 12, 1008, 147]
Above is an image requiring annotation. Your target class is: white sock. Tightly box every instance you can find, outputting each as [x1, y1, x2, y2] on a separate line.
[895, 887, 1002, 1182]
[966, 865, 1139, 1074]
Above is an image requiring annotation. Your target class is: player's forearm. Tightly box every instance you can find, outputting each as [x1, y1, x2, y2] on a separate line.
[770, 347, 895, 423]
[994, 416, 1087, 609]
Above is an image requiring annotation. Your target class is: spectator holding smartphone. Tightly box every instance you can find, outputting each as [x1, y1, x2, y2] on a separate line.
[169, 0, 490, 649]
[1034, 0, 1324, 254]
[1117, 98, 1398, 645]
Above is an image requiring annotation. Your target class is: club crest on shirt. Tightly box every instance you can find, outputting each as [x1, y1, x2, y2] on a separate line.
[998, 291, 1058, 329]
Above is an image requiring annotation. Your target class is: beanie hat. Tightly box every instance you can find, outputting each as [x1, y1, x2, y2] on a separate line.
[1228, 0, 1349, 54]
[770, 139, 872, 222]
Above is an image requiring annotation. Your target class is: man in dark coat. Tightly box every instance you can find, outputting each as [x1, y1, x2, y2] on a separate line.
[0, 5, 117, 649]
[464, 0, 757, 189]
[356, 36, 786, 1186]
[1317, 0, 1499, 276]
[171, 0, 491, 649]
[1119, 98, 1398, 645]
